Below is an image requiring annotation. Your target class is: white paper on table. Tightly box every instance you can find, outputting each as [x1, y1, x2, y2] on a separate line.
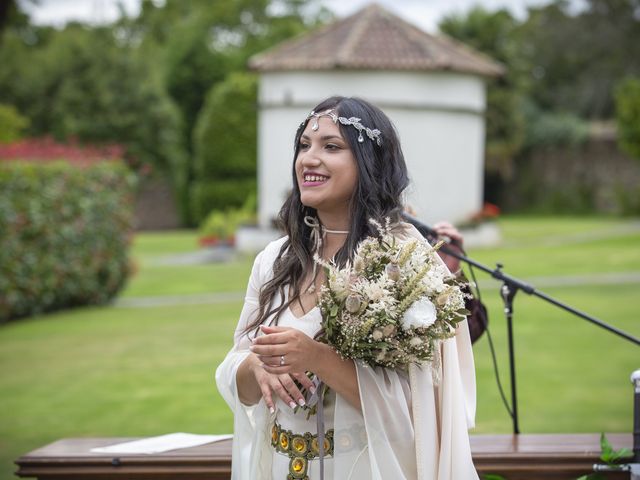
[90, 432, 233, 454]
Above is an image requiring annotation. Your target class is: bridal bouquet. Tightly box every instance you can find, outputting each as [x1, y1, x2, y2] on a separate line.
[316, 219, 469, 369]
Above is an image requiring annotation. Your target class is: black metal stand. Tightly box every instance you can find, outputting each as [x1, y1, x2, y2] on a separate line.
[500, 279, 520, 434]
[403, 213, 640, 435]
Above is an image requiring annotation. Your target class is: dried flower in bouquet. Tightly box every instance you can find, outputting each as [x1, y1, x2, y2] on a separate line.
[316, 218, 470, 369]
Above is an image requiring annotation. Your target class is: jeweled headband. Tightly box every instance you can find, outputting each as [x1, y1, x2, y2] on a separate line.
[303, 109, 382, 146]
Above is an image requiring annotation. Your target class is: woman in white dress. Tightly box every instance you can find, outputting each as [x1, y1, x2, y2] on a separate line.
[216, 96, 479, 480]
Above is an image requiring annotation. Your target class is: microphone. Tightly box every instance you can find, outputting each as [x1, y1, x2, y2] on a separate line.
[400, 212, 440, 243]
[400, 212, 462, 248]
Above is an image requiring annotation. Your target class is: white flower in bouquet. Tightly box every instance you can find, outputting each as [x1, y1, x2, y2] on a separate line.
[362, 281, 386, 302]
[328, 267, 352, 301]
[400, 297, 437, 330]
[423, 265, 448, 294]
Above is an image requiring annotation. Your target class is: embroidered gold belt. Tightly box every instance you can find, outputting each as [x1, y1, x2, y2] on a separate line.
[271, 420, 334, 480]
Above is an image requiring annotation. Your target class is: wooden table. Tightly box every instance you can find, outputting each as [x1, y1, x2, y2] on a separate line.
[15, 433, 632, 479]
[470, 433, 631, 479]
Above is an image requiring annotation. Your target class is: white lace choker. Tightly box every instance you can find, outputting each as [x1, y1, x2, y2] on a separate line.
[303, 216, 348, 294]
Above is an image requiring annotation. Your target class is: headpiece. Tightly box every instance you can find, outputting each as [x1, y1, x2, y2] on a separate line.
[305, 109, 382, 146]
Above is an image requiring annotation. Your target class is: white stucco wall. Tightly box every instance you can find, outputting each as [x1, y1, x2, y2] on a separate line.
[257, 70, 487, 227]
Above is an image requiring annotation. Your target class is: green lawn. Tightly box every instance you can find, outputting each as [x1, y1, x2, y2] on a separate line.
[1, 216, 639, 479]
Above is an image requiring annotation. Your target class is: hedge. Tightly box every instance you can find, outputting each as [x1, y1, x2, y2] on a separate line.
[0, 103, 29, 144]
[191, 71, 257, 223]
[0, 160, 137, 322]
[615, 77, 640, 161]
[190, 178, 257, 226]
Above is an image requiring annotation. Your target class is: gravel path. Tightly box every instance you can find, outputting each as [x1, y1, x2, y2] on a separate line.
[116, 224, 640, 308]
[112, 271, 640, 308]
[475, 271, 640, 290]
[112, 291, 245, 308]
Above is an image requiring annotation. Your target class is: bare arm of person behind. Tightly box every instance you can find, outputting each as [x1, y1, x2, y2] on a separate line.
[432, 221, 464, 274]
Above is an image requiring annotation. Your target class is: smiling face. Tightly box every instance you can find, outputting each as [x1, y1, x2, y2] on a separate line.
[295, 115, 358, 221]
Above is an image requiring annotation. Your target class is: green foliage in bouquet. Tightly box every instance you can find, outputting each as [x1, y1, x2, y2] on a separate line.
[317, 219, 470, 369]
[0, 161, 137, 322]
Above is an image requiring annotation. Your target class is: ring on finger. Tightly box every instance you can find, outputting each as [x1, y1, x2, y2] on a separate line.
[279, 355, 285, 366]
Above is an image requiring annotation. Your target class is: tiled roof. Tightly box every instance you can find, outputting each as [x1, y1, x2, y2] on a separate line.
[249, 3, 504, 77]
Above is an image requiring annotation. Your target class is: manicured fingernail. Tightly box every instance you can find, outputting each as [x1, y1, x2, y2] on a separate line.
[249, 345, 255, 351]
[269, 406, 275, 414]
[298, 398, 305, 406]
[309, 387, 316, 394]
[289, 401, 296, 409]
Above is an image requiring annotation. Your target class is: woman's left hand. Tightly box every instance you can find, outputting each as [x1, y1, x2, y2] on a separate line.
[250, 325, 321, 375]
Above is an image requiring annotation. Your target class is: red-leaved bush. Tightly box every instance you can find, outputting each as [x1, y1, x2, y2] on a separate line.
[0, 136, 125, 166]
[0, 159, 137, 322]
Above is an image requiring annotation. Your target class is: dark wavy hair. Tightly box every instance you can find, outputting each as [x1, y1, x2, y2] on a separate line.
[244, 96, 410, 337]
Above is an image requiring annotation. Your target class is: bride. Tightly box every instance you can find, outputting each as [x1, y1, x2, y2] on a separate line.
[216, 96, 478, 479]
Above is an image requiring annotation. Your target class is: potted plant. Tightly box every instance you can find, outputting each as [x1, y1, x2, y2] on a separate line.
[199, 210, 236, 247]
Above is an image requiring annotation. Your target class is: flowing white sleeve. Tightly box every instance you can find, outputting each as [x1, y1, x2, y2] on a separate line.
[332, 223, 478, 480]
[407, 318, 478, 480]
[332, 329, 477, 480]
[409, 223, 478, 479]
[332, 363, 418, 480]
[214, 248, 274, 480]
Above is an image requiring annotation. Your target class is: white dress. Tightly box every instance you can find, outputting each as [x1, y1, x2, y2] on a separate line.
[215, 225, 479, 480]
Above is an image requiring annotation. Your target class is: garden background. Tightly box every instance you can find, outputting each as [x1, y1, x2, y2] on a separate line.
[1, 0, 640, 479]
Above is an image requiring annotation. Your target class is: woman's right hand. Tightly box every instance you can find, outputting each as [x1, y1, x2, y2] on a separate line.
[248, 354, 316, 413]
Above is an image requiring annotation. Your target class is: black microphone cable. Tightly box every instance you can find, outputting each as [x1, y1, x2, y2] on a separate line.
[463, 246, 514, 421]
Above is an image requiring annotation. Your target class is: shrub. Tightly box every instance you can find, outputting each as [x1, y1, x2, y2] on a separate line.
[0, 136, 125, 165]
[190, 177, 257, 225]
[614, 184, 640, 216]
[615, 77, 640, 161]
[522, 102, 589, 151]
[191, 71, 257, 223]
[0, 103, 29, 144]
[0, 160, 137, 321]
[198, 194, 257, 246]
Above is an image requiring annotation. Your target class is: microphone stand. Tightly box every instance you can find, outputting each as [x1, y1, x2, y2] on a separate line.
[403, 213, 640, 435]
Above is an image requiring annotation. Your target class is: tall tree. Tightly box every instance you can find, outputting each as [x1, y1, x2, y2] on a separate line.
[113, 0, 327, 225]
[440, 7, 525, 182]
[521, 0, 640, 118]
[0, 24, 184, 171]
[0, 0, 328, 225]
